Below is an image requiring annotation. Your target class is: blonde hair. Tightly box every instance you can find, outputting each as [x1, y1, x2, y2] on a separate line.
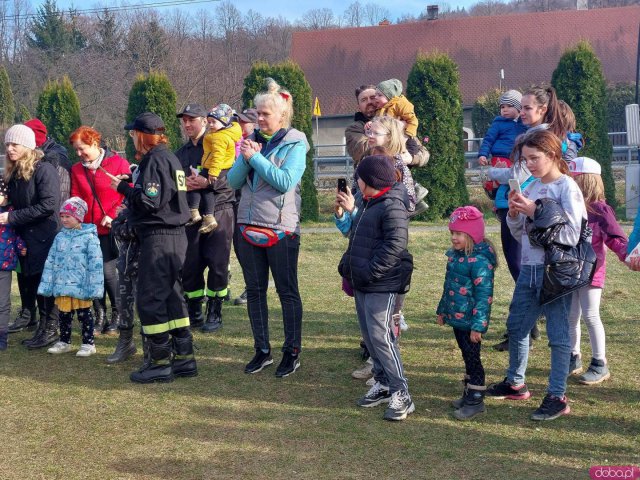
[4, 147, 43, 182]
[573, 173, 605, 213]
[254, 78, 294, 129]
[452, 232, 498, 266]
[370, 116, 406, 156]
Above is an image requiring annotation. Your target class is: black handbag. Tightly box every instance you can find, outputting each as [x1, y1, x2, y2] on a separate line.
[539, 219, 597, 305]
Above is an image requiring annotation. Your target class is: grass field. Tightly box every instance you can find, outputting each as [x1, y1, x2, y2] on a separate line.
[1, 198, 638, 479]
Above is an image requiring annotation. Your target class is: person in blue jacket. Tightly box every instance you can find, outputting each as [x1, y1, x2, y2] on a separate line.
[39, 197, 104, 357]
[228, 78, 308, 378]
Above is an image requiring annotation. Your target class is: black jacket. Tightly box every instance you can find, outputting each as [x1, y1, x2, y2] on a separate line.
[7, 161, 61, 276]
[338, 182, 413, 293]
[117, 144, 190, 231]
[528, 198, 596, 305]
[41, 138, 71, 171]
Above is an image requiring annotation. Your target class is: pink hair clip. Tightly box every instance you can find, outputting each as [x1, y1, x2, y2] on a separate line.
[280, 92, 290, 101]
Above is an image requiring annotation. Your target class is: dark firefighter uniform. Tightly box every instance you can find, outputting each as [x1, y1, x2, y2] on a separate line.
[175, 108, 235, 333]
[117, 112, 196, 383]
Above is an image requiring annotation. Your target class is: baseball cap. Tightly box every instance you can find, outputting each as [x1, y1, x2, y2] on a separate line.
[568, 157, 601, 175]
[177, 103, 208, 118]
[236, 108, 258, 123]
[124, 112, 166, 134]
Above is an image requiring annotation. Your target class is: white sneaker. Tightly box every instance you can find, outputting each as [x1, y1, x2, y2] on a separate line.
[351, 358, 373, 379]
[48, 341, 73, 354]
[76, 344, 96, 357]
[366, 376, 375, 386]
[399, 314, 409, 332]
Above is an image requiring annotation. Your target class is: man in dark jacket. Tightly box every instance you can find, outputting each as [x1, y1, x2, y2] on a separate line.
[345, 85, 377, 166]
[175, 104, 235, 333]
[338, 154, 414, 422]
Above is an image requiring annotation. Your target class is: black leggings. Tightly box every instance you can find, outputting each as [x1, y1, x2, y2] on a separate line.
[453, 327, 485, 386]
[95, 235, 119, 314]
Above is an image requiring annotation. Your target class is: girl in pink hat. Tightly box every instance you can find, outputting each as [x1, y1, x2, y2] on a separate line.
[436, 205, 497, 420]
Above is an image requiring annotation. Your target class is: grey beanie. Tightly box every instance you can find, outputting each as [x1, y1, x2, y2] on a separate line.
[499, 90, 522, 111]
[5, 124, 36, 150]
[60, 196, 88, 223]
[377, 78, 403, 101]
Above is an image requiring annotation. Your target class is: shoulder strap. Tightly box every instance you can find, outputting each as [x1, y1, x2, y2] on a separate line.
[83, 167, 107, 217]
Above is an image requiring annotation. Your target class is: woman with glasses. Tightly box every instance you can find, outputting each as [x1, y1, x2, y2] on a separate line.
[111, 112, 196, 384]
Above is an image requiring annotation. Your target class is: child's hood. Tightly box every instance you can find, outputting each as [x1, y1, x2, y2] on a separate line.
[61, 223, 98, 238]
[217, 121, 242, 143]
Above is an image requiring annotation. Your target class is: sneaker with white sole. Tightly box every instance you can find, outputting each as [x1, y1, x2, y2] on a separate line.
[76, 344, 96, 357]
[530, 394, 570, 421]
[48, 341, 73, 354]
[357, 381, 391, 407]
[365, 376, 375, 386]
[579, 358, 610, 385]
[352, 358, 373, 379]
[383, 390, 415, 421]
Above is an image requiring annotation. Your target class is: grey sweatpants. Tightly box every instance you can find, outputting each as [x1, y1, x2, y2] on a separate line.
[0, 271, 12, 330]
[354, 290, 409, 394]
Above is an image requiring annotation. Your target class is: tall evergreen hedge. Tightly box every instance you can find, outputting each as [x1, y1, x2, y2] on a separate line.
[471, 88, 502, 139]
[241, 60, 318, 221]
[125, 71, 181, 161]
[36, 76, 81, 161]
[551, 41, 616, 208]
[0, 65, 16, 128]
[407, 52, 468, 219]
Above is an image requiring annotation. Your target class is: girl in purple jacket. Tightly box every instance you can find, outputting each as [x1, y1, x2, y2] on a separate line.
[567, 157, 628, 385]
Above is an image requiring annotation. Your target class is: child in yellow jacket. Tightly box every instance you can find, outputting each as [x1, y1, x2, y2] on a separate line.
[187, 103, 242, 233]
[375, 78, 418, 139]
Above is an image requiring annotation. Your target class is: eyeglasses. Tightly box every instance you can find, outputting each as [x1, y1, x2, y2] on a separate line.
[365, 131, 388, 138]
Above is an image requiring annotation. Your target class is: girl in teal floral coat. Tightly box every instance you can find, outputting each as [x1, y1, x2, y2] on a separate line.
[437, 206, 497, 420]
[38, 197, 104, 357]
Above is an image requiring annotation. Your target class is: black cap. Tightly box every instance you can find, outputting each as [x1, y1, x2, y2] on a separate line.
[124, 112, 166, 134]
[236, 108, 258, 124]
[177, 103, 208, 118]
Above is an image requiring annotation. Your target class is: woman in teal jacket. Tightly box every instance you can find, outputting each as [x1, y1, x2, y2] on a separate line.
[228, 78, 308, 378]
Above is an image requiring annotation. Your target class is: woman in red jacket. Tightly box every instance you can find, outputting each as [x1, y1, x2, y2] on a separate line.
[70, 126, 130, 335]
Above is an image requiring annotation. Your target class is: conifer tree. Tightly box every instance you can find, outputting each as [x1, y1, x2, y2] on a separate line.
[0, 65, 15, 128]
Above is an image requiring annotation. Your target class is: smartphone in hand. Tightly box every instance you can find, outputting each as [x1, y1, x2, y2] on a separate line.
[337, 178, 348, 194]
[508, 178, 522, 194]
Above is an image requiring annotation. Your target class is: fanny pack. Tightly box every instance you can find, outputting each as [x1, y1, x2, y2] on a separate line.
[239, 224, 288, 248]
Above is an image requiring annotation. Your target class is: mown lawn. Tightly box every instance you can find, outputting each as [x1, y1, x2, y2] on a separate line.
[1, 226, 638, 479]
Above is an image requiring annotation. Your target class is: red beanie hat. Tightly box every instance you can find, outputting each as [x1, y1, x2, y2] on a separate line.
[449, 206, 485, 244]
[24, 118, 47, 147]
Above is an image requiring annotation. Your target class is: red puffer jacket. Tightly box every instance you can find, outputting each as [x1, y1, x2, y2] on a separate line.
[70, 149, 130, 236]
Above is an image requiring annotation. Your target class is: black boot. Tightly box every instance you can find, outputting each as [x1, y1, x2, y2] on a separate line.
[452, 384, 486, 420]
[201, 297, 222, 333]
[130, 332, 173, 384]
[21, 315, 44, 346]
[94, 305, 106, 336]
[103, 311, 120, 336]
[187, 298, 205, 329]
[8, 307, 34, 333]
[493, 333, 509, 352]
[233, 289, 247, 306]
[106, 327, 137, 364]
[172, 328, 198, 378]
[451, 375, 470, 409]
[27, 310, 59, 349]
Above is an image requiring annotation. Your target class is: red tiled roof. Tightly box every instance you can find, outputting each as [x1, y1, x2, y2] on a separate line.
[291, 6, 640, 115]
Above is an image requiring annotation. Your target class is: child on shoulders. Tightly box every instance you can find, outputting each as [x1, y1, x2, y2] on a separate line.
[437, 206, 497, 420]
[39, 197, 104, 357]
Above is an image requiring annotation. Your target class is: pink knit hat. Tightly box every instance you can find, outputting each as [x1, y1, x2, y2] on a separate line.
[60, 196, 88, 223]
[449, 206, 485, 244]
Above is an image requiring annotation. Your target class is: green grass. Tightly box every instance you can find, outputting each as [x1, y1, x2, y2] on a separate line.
[1, 228, 639, 479]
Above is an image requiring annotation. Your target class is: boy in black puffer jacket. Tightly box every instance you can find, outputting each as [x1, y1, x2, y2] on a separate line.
[338, 154, 414, 421]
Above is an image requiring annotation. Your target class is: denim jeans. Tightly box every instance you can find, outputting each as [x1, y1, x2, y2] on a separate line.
[237, 234, 303, 354]
[506, 264, 571, 397]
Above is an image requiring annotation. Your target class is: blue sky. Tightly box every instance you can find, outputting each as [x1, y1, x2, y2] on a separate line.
[49, 0, 478, 23]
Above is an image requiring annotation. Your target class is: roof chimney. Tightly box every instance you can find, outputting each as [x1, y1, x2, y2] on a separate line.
[378, 19, 391, 26]
[427, 5, 439, 20]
